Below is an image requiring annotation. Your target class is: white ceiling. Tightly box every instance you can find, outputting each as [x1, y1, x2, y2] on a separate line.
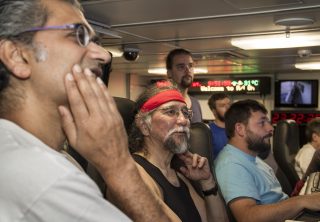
[81, 0, 320, 77]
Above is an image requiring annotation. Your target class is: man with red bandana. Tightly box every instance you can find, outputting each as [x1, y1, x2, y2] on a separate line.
[127, 82, 227, 222]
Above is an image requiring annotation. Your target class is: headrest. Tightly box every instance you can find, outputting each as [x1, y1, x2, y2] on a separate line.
[113, 97, 136, 134]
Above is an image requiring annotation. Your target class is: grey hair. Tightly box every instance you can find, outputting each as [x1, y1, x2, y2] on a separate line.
[0, 0, 48, 93]
[0, 0, 82, 112]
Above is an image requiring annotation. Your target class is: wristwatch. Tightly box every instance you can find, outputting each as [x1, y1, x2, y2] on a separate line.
[202, 184, 218, 196]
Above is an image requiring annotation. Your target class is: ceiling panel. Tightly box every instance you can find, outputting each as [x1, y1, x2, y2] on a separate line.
[81, 0, 320, 76]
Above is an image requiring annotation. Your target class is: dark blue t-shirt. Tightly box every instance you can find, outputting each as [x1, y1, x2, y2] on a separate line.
[209, 122, 228, 159]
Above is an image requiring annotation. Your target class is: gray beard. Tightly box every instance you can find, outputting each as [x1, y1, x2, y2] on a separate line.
[164, 135, 189, 154]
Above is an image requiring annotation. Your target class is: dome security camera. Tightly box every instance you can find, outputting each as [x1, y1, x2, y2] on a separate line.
[123, 46, 140, 61]
[297, 49, 311, 58]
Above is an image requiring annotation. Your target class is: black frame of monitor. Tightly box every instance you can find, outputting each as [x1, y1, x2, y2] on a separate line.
[274, 79, 319, 108]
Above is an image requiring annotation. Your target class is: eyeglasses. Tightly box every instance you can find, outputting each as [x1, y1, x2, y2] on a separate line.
[155, 106, 193, 120]
[17, 23, 94, 47]
[175, 63, 194, 71]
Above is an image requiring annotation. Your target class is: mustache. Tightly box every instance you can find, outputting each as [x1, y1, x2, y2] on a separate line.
[263, 133, 273, 140]
[166, 126, 190, 138]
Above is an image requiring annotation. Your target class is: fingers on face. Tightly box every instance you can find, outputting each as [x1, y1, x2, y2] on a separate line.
[67, 64, 123, 127]
[192, 154, 206, 168]
[65, 69, 89, 120]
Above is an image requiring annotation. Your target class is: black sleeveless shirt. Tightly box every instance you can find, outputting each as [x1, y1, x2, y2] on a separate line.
[133, 154, 202, 222]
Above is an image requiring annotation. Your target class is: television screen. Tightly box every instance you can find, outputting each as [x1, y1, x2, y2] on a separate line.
[275, 80, 319, 108]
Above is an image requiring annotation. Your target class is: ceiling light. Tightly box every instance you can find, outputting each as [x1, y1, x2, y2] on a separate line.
[295, 62, 320, 70]
[274, 17, 315, 26]
[148, 67, 208, 75]
[231, 31, 320, 50]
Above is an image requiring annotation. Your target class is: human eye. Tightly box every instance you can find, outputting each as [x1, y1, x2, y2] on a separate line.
[162, 108, 177, 117]
[258, 119, 270, 127]
[66, 28, 80, 42]
[176, 64, 185, 70]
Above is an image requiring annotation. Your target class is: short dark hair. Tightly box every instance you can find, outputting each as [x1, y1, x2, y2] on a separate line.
[208, 92, 230, 110]
[225, 99, 267, 138]
[128, 81, 179, 153]
[166, 48, 192, 70]
[305, 118, 320, 142]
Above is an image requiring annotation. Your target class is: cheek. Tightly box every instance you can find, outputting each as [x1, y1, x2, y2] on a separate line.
[151, 119, 173, 137]
[34, 44, 48, 62]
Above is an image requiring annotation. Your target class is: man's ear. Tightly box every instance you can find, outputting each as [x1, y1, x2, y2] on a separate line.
[136, 118, 150, 136]
[0, 40, 31, 79]
[235, 122, 246, 137]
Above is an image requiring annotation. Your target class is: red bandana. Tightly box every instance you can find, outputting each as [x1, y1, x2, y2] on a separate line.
[140, 90, 186, 112]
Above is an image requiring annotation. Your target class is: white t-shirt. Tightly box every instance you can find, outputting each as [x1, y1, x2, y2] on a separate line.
[294, 143, 316, 179]
[0, 119, 131, 222]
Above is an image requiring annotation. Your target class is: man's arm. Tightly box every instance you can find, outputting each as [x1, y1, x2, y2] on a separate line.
[59, 65, 171, 222]
[178, 152, 228, 221]
[230, 193, 320, 222]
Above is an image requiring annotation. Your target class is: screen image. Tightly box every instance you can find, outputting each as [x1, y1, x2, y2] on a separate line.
[275, 80, 318, 108]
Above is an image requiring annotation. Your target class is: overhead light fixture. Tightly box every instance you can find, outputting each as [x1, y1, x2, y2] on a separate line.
[295, 62, 320, 70]
[148, 67, 208, 75]
[231, 31, 320, 50]
[274, 17, 315, 26]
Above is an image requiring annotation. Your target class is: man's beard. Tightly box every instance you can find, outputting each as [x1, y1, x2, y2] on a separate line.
[180, 75, 193, 89]
[164, 127, 190, 154]
[215, 111, 225, 122]
[246, 129, 272, 156]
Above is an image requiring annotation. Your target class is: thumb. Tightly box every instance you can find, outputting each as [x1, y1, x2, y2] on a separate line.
[58, 105, 77, 146]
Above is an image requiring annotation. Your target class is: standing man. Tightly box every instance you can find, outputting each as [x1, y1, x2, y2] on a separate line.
[215, 99, 320, 222]
[0, 0, 170, 221]
[166, 48, 202, 123]
[207, 93, 231, 159]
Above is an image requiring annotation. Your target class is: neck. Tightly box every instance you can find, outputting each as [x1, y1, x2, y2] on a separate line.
[229, 138, 257, 157]
[139, 140, 174, 171]
[180, 88, 192, 108]
[214, 118, 225, 128]
[310, 141, 319, 150]
[138, 140, 181, 186]
[5, 102, 65, 151]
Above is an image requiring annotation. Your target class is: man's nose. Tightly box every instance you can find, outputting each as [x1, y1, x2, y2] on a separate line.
[267, 122, 274, 133]
[176, 111, 189, 125]
[86, 42, 112, 65]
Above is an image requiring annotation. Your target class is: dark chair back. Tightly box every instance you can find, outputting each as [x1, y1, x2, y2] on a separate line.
[187, 122, 230, 222]
[273, 119, 300, 194]
[113, 96, 136, 134]
[188, 122, 215, 170]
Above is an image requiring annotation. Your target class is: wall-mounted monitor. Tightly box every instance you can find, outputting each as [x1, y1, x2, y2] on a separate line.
[274, 79, 319, 108]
